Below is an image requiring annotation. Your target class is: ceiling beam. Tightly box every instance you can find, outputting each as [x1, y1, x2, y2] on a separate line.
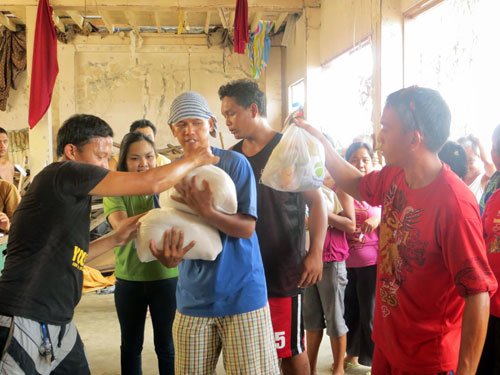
[52, 13, 66, 33]
[183, 10, 190, 32]
[0, 0, 318, 9]
[154, 11, 161, 33]
[66, 10, 83, 29]
[99, 11, 114, 33]
[217, 7, 228, 29]
[124, 11, 138, 32]
[204, 11, 210, 34]
[177, 8, 184, 34]
[6, 7, 26, 24]
[274, 12, 287, 33]
[250, 11, 262, 33]
[73, 33, 209, 48]
[0, 13, 17, 31]
[227, 10, 234, 31]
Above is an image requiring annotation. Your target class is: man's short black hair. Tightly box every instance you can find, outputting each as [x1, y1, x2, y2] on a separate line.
[438, 141, 467, 180]
[56, 114, 114, 157]
[0, 128, 7, 136]
[385, 87, 451, 153]
[130, 119, 157, 135]
[218, 79, 267, 117]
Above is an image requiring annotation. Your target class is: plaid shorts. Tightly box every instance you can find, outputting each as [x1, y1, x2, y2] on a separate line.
[173, 304, 279, 375]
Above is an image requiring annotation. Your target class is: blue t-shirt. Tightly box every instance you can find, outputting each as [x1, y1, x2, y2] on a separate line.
[176, 148, 268, 317]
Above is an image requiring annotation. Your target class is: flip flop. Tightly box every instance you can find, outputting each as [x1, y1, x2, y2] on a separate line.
[344, 361, 360, 369]
[331, 362, 360, 371]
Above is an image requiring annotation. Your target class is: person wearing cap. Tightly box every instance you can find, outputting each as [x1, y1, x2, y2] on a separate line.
[297, 87, 497, 375]
[150, 91, 279, 375]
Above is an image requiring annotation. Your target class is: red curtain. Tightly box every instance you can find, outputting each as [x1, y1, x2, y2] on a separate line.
[28, 0, 59, 129]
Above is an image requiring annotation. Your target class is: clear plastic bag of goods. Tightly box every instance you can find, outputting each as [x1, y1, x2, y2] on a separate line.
[135, 207, 222, 263]
[159, 165, 237, 215]
[261, 123, 326, 192]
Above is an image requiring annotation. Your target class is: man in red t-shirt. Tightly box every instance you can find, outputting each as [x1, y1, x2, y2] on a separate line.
[297, 87, 497, 375]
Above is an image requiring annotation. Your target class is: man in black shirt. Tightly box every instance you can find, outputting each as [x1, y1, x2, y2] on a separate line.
[219, 80, 327, 375]
[0, 114, 217, 374]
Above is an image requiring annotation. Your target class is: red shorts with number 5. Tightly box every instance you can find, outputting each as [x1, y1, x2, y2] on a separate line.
[268, 295, 305, 358]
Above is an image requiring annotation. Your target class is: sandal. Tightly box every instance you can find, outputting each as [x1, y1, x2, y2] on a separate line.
[344, 361, 360, 369]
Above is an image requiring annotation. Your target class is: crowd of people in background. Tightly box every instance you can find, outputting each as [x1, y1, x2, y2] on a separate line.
[0, 81, 497, 375]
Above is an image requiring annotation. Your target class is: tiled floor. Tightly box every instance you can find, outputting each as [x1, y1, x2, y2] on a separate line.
[75, 293, 371, 375]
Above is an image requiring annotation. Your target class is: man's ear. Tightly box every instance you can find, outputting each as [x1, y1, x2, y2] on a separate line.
[209, 118, 217, 137]
[63, 144, 78, 161]
[410, 130, 423, 151]
[250, 103, 259, 118]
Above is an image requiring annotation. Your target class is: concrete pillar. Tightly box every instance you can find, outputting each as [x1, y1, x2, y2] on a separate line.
[303, 7, 322, 126]
[371, 0, 404, 145]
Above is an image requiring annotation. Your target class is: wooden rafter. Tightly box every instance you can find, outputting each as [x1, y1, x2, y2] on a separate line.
[218, 7, 229, 29]
[250, 11, 262, 32]
[154, 11, 161, 33]
[124, 11, 138, 32]
[228, 10, 234, 31]
[66, 10, 83, 29]
[7, 7, 26, 24]
[52, 13, 65, 32]
[0, 12, 16, 31]
[204, 11, 210, 33]
[0, 0, 319, 11]
[274, 12, 287, 33]
[177, 8, 183, 34]
[99, 11, 114, 33]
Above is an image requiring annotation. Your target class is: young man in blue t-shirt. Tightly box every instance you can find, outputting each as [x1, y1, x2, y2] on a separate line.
[151, 91, 279, 374]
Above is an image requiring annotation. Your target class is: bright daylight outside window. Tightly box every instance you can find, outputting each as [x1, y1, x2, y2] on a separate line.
[405, 0, 500, 149]
[289, 79, 305, 112]
[318, 40, 373, 152]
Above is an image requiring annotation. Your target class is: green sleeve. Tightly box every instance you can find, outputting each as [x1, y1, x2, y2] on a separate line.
[103, 196, 127, 219]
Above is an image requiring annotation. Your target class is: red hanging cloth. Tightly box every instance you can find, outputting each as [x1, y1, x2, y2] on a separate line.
[233, 0, 248, 54]
[28, 0, 59, 129]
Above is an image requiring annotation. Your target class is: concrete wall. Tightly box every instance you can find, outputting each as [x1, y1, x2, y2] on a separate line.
[2, 73, 29, 132]
[2, 36, 283, 161]
[320, 0, 372, 64]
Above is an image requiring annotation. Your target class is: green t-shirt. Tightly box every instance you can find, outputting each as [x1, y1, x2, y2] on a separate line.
[103, 195, 178, 281]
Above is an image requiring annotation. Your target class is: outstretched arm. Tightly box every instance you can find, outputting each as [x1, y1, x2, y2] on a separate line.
[295, 119, 365, 201]
[90, 147, 219, 197]
[87, 214, 144, 262]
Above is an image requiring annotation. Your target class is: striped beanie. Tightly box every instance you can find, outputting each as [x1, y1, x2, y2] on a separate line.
[168, 91, 218, 132]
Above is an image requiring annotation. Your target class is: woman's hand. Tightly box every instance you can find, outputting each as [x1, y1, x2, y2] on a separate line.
[360, 216, 380, 234]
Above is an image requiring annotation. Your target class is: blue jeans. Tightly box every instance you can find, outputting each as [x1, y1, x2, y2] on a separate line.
[114, 277, 177, 375]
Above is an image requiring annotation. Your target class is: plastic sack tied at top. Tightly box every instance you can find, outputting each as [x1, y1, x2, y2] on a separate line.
[261, 111, 326, 192]
[136, 165, 238, 263]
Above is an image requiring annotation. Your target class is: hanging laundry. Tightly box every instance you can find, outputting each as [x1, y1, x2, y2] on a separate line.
[0, 30, 26, 111]
[233, 0, 249, 54]
[28, 0, 59, 129]
[248, 20, 274, 79]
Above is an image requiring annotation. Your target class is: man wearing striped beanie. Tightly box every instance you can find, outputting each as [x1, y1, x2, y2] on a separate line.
[151, 91, 279, 374]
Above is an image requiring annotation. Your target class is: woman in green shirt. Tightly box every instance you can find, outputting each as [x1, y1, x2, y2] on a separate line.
[104, 132, 177, 375]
